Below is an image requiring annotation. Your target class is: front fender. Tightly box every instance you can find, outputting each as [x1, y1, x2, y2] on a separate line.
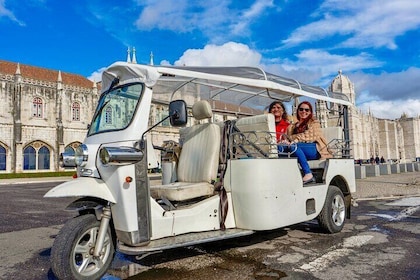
[44, 177, 117, 203]
[66, 198, 106, 220]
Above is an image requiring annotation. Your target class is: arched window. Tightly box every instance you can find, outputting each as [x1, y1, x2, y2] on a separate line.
[23, 146, 36, 170]
[32, 97, 43, 118]
[38, 146, 50, 170]
[0, 145, 6, 171]
[72, 102, 80, 121]
[105, 107, 112, 124]
[23, 144, 51, 170]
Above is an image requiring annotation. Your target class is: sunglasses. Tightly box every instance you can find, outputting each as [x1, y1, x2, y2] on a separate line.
[298, 107, 310, 112]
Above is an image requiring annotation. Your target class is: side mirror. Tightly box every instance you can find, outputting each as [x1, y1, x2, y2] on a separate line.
[169, 100, 187, 126]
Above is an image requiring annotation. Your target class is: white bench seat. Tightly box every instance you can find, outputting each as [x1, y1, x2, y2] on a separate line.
[150, 100, 221, 202]
[232, 113, 277, 158]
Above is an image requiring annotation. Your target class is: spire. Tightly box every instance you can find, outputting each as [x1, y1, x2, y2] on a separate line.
[57, 70, 62, 82]
[126, 47, 131, 63]
[15, 63, 21, 75]
[57, 70, 63, 90]
[150, 51, 154, 65]
[92, 79, 98, 95]
[132, 47, 137, 64]
[14, 63, 22, 83]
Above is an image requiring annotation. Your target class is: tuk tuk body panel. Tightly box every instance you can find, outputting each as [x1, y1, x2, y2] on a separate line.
[103, 165, 140, 233]
[228, 158, 329, 230]
[149, 194, 236, 240]
[324, 159, 356, 193]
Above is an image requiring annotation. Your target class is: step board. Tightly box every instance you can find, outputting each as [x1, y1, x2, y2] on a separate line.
[118, 228, 254, 255]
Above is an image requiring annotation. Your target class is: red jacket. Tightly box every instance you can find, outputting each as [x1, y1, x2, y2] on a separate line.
[275, 119, 290, 142]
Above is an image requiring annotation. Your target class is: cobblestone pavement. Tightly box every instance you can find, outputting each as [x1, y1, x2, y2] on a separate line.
[354, 171, 420, 200]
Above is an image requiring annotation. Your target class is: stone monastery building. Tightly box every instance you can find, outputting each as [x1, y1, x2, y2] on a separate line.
[316, 71, 420, 163]
[0, 57, 419, 173]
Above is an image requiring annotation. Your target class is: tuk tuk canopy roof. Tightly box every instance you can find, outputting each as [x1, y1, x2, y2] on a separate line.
[102, 61, 352, 112]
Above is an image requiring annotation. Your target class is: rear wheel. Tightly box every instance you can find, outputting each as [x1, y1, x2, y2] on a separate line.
[51, 214, 115, 280]
[317, 185, 346, 233]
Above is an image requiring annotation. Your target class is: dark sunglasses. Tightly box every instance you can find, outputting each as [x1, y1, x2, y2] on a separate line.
[298, 107, 310, 112]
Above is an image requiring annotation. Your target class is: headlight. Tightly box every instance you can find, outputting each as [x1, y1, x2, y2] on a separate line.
[59, 152, 76, 167]
[100, 146, 143, 166]
[74, 144, 89, 167]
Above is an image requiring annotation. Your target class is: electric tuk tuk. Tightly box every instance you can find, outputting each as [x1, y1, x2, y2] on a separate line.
[45, 62, 356, 280]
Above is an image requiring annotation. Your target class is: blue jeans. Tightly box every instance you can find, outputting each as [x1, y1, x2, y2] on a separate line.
[277, 144, 312, 175]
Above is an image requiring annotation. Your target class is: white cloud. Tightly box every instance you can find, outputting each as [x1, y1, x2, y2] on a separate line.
[230, 0, 274, 35]
[87, 66, 107, 82]
[0, 0, 25, 26]
[282, 0, 420, 49]
[135, 0, 190, 32]
[357, 99, 420, 120]
[135, 0, 230, 34]
[352, 67, 420, 101]
[280, 49, 382, 76]
[347, 68, 420, 119]
[159, 60, 171, 66]
[173, 42, 262, 66]
[135, 0, 274, 41]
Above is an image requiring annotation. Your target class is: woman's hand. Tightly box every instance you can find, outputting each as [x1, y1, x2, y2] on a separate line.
[278, 133, 292, 144]
[278, 139, 290, 144]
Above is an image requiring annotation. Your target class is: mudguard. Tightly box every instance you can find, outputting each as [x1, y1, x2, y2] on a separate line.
[44, 177, 117, 203]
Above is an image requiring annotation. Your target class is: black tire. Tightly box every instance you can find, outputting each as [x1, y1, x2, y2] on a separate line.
[317, 185, 346, 233]
[51, 214, 115, 280]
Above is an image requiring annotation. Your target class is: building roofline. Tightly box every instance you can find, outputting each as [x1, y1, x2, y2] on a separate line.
[0, 59, 96, 88]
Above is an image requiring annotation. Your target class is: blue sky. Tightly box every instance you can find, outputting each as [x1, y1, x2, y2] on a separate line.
[1, 0, 419, 119]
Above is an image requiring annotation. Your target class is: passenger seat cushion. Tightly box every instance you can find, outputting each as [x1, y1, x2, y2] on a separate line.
[150, 182, 215, 201]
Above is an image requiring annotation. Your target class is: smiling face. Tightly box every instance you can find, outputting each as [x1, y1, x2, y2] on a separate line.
[297, 102, 313, 121]
[270, 103, 284, 121]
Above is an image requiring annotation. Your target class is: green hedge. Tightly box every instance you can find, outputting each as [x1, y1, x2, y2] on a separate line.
[0, 171, 75, 179]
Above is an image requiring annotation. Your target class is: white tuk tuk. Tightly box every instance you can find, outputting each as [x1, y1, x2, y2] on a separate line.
[45, 62, 356, 280]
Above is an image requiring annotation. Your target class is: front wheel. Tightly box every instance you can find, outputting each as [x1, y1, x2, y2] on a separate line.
[317, 185, 346, 233]
[51, 214, 115, 280]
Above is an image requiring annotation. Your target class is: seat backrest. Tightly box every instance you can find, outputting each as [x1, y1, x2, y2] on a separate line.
[177, 100, 221, 183]
[321, 126, 343, 157]
[233, 113, 277, 158]
[321, 127, 342, 143]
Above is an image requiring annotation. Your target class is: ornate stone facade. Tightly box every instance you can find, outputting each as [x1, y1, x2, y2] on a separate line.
[0, 60, 99, 172]
[317, 71, 419, 163]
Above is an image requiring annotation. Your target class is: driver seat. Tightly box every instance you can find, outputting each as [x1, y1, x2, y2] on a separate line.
[150, 100, 221, 201]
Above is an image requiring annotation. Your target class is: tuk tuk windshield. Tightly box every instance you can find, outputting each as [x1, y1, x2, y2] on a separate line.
[88, 83, 144, 136]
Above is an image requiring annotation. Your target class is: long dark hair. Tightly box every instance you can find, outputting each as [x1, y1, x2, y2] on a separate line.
[268, 101, 288, 121]
[295, 101, 314, 133]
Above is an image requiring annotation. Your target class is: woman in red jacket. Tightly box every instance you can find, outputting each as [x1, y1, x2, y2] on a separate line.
[268, 101, 291, 143]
